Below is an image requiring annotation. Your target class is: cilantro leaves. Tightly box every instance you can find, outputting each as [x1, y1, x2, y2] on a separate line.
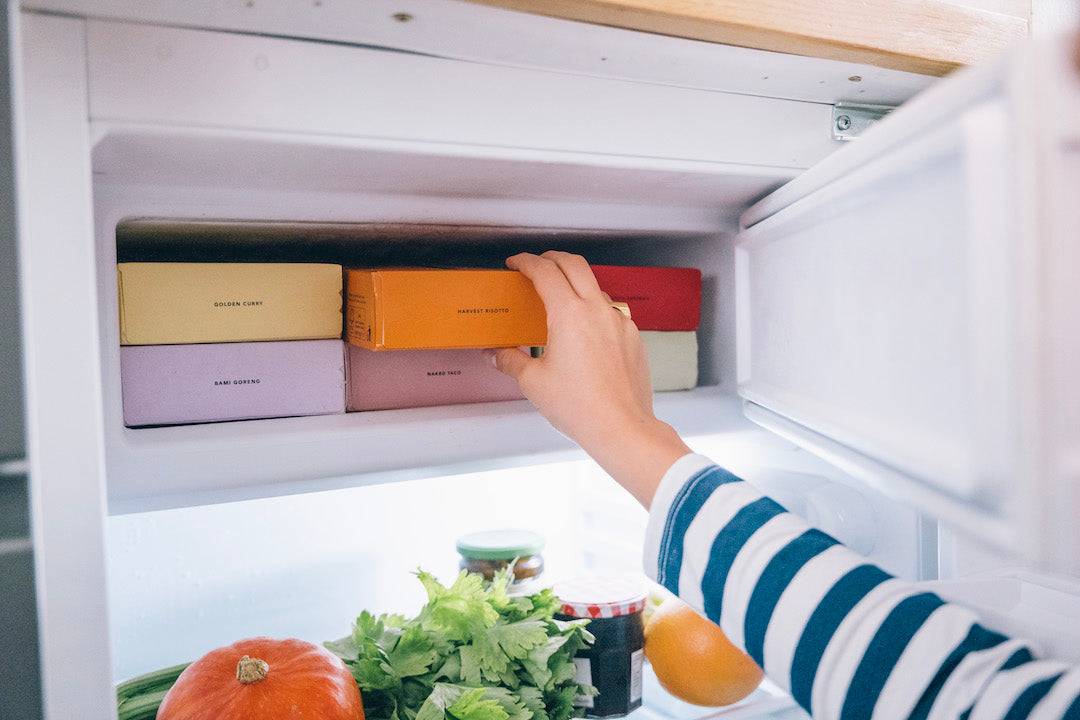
[327, 569, 595, 720]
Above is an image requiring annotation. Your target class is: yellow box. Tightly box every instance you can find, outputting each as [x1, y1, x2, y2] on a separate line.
[344, 268, 547, 350]
[118, 262, 343, 345]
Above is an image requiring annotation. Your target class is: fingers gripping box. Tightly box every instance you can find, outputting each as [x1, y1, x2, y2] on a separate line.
[344, 268, 548, 350]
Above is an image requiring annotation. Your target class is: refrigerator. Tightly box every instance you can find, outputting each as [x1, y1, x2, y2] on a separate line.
[3, 2, 1078, 719]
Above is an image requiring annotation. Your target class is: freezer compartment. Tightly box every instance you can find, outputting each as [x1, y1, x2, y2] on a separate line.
[735, 36, 1080, 575]
[94, 129, 765, 512]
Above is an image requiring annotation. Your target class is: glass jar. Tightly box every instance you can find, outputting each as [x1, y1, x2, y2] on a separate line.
[553, 575, 647, 718]
[456, 529, 545, 594]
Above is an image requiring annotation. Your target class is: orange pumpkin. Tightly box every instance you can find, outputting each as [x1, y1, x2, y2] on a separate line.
[156, 636, 365, 720]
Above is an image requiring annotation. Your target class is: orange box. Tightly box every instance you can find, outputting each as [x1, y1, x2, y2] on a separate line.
[344, 268, 548, 350]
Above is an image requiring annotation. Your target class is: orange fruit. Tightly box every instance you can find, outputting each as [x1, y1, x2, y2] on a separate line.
[643, 596, 764, 707]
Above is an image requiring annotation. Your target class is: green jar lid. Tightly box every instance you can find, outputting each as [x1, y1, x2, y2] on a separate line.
[456, 530, 546, 560]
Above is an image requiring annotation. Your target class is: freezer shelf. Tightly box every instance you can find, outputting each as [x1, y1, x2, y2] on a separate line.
[104, 388, 748, 513]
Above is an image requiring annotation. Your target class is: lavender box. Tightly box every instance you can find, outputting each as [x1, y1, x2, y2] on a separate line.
[347, 346, 524, 411]
[121, 340, 345, 427]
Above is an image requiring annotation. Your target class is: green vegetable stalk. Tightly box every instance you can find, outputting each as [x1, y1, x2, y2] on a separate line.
[114, 661, 191, 720]
[325, 568, 596, 720]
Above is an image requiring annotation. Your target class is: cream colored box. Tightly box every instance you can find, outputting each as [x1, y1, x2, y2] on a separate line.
[118, 262, 343, 345]
[640, 331, 698, 391]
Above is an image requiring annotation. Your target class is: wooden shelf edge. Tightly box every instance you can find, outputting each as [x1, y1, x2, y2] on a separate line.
[462, 0, 1030, 76]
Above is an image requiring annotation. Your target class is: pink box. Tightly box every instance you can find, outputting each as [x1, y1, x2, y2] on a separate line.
[121, 340, 345, 427]
[346, 346, 525, 411]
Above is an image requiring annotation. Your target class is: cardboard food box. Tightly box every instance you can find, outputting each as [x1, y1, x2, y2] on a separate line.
[346, 345, 525, 411]
[117, 262, 344, 345]
[120, 340, 346, 426]
[640, 331, 699, 391]
[590, 265, 702, 331]
[344, 268, 547, 350]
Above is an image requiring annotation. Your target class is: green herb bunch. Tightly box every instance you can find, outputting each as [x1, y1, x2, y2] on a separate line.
[325, 568, 596, 720]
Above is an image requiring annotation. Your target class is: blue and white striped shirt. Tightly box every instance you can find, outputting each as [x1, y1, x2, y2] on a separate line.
[643, 454, 1080, 719]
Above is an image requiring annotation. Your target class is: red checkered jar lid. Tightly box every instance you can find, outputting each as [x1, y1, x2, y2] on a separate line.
[554, 575, 648, 619]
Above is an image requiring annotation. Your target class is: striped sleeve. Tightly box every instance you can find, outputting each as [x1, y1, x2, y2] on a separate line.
[642, 455, 1080, 720]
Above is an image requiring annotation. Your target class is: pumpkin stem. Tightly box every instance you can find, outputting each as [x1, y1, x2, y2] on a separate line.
[236, 655, 270, 684]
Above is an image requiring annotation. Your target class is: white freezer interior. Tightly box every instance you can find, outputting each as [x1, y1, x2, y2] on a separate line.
[14, 7, 1080, 720]
[83, 11, 844, 512]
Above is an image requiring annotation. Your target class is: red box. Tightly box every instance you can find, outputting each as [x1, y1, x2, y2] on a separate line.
[590, 265, 702, 331]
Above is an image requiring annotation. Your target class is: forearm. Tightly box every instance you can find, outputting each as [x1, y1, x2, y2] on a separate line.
[572, 416, 690, 509]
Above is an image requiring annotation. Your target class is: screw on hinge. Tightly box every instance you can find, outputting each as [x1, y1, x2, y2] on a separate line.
[832, 103, 894, 140]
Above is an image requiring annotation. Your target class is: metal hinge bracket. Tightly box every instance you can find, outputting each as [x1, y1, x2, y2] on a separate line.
[831, 103, 894, 141]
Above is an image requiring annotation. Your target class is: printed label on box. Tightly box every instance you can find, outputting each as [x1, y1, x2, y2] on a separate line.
[118, 262, 344, 345]
[121, 340, 346, 426]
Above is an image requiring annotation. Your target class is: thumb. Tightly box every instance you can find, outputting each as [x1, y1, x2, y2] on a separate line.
[486, 347, 533, 382]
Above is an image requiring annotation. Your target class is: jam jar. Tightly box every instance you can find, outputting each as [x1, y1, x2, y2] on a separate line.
[456, 530, 546, 594]
[553, 575, 647, 718]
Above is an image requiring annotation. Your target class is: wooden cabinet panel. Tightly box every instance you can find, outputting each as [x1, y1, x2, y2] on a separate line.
[464, 0, 1030, 76]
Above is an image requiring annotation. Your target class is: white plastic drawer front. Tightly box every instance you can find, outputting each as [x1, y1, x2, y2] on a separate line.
[736, 99, 1019, 532]
[85, 20, 835, 170]
[735, 36, 1080, 577]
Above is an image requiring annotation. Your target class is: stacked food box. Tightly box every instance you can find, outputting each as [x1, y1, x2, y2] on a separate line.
[117, 263, 346, 426]
[117, 262, 701, 426]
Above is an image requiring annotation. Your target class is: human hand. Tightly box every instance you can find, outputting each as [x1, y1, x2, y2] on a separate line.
[487, 251, 691, 508]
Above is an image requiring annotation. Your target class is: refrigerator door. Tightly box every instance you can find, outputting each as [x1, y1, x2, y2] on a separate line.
[735, 34, 1080, 576]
